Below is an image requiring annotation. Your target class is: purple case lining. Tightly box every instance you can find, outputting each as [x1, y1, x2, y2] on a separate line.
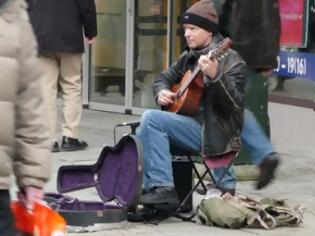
[56, 135, 143, 208]
[44, 193, 122, 211]
[44, 193, 128, 226]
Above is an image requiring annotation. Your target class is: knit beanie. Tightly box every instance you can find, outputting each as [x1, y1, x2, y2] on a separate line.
[181, 0, 219, 34]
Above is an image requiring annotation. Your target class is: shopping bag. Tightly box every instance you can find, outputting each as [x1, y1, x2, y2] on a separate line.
[11, 200, 67, 236]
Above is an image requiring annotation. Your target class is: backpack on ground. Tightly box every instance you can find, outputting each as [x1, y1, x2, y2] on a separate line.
[197, 193, 304, 229]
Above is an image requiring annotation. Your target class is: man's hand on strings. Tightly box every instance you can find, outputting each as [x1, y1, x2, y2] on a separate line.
[198, 55, 218, 79]
[157, 89, 176, 106]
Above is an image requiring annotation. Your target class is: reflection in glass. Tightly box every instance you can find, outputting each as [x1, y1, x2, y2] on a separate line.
[89, 0, 126, 105]
[132, 0, 196, 109]
[132, 0, 167, 109]
[269, 75, 315, 104]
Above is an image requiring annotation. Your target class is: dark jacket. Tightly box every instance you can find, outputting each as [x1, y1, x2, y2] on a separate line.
[153, 35, 247, 156]
[26, 0, 97, 54]
[217, 0, 280, 70]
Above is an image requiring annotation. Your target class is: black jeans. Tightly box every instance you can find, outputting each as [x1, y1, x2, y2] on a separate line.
[0, 190, 16, 236]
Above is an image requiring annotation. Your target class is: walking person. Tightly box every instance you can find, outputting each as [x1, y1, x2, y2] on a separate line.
[196, 0, 281, 195]
[26, 0, 97, 152]
[0, 0, 50, 234]
[218, 0, 281, 189]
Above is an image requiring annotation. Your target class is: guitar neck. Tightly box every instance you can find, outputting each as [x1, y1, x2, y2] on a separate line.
[175, 38, 231, 98]
[176, 49, 215, 97]
[176, 65, 201, 97]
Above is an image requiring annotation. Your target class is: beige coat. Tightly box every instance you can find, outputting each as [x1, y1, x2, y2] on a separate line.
[0, 0, 50, 190]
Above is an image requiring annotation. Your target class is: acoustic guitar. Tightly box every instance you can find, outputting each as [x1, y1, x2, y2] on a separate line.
[167, 37, 232, 116]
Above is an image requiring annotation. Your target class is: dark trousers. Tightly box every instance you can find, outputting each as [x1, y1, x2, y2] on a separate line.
[0, 190, 16, 236]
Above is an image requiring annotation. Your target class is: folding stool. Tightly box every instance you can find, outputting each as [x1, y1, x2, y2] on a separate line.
[171, 147, 236, 221]
[113, 121, 236, 221]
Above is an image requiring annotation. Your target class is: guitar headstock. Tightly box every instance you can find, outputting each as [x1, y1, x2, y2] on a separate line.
[209, 37, 232, 61]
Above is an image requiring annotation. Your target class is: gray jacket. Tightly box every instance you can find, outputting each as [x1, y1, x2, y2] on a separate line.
[0, 0, 50, 190]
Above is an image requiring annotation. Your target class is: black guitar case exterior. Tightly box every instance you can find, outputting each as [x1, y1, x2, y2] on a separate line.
[44, 135, 143, 227]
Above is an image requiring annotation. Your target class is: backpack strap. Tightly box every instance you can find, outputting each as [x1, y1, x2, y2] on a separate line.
[223, 194, 276, 229]
[264, 205, 304, 227]
[197, 194, 304, 229]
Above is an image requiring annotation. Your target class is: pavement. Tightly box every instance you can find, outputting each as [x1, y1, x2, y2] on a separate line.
[44, 102, 315, 236]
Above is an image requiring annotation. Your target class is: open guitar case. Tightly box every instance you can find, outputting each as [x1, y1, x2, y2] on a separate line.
[44, 135, 144, 227]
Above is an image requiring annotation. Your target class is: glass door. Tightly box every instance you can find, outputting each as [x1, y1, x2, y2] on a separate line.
[85, 0, 198, 114]
[131, 0, 168, 111]
[88, 0, 127, 112]
[172, 0, 199, 57]
[131, 0, 198, 113]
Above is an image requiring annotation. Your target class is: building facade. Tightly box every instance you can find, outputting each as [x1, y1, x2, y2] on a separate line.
[82, 0, 315, 115]
[82, 0, 199, 115]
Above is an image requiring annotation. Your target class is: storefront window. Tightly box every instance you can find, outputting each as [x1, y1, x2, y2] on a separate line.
[132, 0, 198, 109]
[270, 0, 315, 108]
[131, 0, 167, 109]
[89, 0, 126, 105]
[269, 50, 315, 107]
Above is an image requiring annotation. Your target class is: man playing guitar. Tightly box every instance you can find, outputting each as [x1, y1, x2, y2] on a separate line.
[136, 0, 246, 205]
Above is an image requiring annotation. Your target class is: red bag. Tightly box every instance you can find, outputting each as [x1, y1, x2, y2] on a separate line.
[11, 201, 66, 236]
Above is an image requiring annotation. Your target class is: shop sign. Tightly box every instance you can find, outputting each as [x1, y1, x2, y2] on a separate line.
[279, 0, 309, 47]
[273, 50, 315, 81]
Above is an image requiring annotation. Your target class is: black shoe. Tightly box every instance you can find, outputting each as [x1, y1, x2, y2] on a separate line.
[139, 186, 179, 205]
[61, 136, 88, 151]
[51, 142, 60, 152]
[256, 153, 280, 190]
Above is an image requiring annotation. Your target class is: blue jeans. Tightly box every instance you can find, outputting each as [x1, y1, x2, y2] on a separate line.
[136, 109, 275, 190]
[135, 109, 236, 190]
[241, 109, 275, 165]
